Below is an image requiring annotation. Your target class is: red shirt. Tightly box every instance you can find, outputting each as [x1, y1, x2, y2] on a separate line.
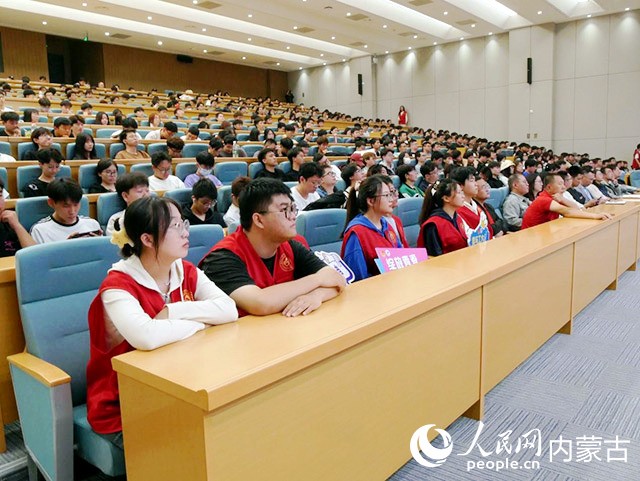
[521, 191, 559, 229]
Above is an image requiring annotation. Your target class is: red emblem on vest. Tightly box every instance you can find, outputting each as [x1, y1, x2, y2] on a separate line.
[279, 253, 294, 272]
[182, 289, 195, 301]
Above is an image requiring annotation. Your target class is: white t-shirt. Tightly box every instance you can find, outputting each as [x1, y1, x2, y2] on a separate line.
[148, 175, 185, 191]
[31, 215, 101, 244]
[291, 186, 320, 211]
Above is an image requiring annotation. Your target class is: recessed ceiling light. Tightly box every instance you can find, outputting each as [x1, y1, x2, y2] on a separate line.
[364, 44, 368, 48]
[105, 32, 110, 36]
[382, 24, 387, 28]
[242, 56, 246, 59]
[320, 53, 324, 57]
[587, 14, 592, 17]
[413, 35, 417, 39]
[471, 24, 476, 28]
[346, 12, 351, 16]
[247, 37, 252, 41]
[202, 28, 206, 32]
[443, 11, 448, 15]
[537, 10, 542, 14]
[286, 46, 290, 50]
[293, 26, 298, 30]
[331, 36, 336, 40]
[147, 16, 152, 20]
[203, 49, 207, 53]
[247, 13, 253, 18]
[42, 21, 47, 25]
[157, 41, 163, 45]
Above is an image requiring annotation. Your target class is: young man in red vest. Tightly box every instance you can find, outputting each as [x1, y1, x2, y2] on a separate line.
[200, 178, 345, 317]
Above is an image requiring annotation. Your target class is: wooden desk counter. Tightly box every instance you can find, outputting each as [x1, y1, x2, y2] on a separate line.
[113, 203, 640, 481]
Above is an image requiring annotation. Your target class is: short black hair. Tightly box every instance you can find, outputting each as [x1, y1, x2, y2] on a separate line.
[195, 151, 215, 168]
[47, 178, 83, 203]
[116, 172, 149, 198]
[192, 178, 217, 200]
[239, 178, 292, 231]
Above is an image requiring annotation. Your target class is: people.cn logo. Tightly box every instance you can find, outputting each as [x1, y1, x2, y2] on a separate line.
[410, 424, 454, 468]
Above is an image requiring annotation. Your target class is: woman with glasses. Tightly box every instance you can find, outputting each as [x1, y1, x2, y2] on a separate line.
[341, 175, 405, 281]
[89, 159, 118, 193]
[86, 196, 237, 452]
[417, 179, 468, 257]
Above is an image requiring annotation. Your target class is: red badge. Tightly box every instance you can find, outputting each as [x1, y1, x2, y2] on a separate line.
[279, 253, 294, 272]
[182, 289, 195, 301]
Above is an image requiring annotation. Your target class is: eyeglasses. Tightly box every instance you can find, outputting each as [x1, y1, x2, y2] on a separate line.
[259, 204, 298, 219]
[169, 219, 190, 235]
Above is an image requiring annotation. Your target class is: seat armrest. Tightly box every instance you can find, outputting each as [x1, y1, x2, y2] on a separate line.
[7, 352, 71, 386]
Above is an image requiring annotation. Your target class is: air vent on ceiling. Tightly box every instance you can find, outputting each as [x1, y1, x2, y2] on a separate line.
[206, 50, 224, 56]
[296, 27, 314, 33]
[349, 41, 366, 47]
[398, 31, 417, 37]
[456, 19, 477, 26]
[409, 0, 432, 5]
[109, 33, 131, 39]
[263, 61, 278, 65]
[347, 14, 369, 21]
[197, 1, 222, 9]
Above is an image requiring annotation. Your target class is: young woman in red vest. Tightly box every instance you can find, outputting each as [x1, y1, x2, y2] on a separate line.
[341, 174, 404, 281]
[417, 178, 468, 256]
[86, 196, 237, 450]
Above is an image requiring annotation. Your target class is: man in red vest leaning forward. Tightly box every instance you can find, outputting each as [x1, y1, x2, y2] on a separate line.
[200, 178, 346, 317]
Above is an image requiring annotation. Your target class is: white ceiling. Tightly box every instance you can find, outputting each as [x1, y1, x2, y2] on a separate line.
[0, 0, 637, 72]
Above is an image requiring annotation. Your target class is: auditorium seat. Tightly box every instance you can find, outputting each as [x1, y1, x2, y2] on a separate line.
[147, 143, 167, 156]
[393, 197, 423, 247]
[164, 187, 192, 207]
[66, 143, 107, 161]
[96, 192, 126, 233]
[185, 224, 224, 266]
[16, 165, 72, 198]
[182, 143, 208, 158]
[214, 161, 248, 185]
[15, 195, 89, 231]
[216, 185, 232, 214]
[78, 164, 125, 193]
[0, 141, 10, 156]
[295, 209, 347, 254]
[18, 142, 62, 160]
[242, 144, 262, 157]
[175, 162, 197, 181]
[130, 163, 154, 177]
[486, 186, 509, 218]
[8, 237, 125, 480]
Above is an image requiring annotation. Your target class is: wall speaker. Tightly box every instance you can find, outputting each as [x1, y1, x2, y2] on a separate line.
[357, 73, 363, 96]
[177, 54, 194, 64]
[527, 57, 532, 85]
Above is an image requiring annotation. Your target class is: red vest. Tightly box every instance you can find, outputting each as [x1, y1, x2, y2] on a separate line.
[417, 214, 468, 254]
[86, 260, 199, 434]
[341, 219, 402, 278]
[208, 228, 296, 316]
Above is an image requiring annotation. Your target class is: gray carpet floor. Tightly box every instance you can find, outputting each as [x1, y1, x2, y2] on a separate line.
[389, 268, 640, 481]
[2, 268, 639, 481]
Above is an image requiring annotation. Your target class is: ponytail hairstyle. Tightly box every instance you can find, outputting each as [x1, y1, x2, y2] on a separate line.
[118, 196, 181, 258]
[344, 174, 390, 231]
[418, 178, 460, 224]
